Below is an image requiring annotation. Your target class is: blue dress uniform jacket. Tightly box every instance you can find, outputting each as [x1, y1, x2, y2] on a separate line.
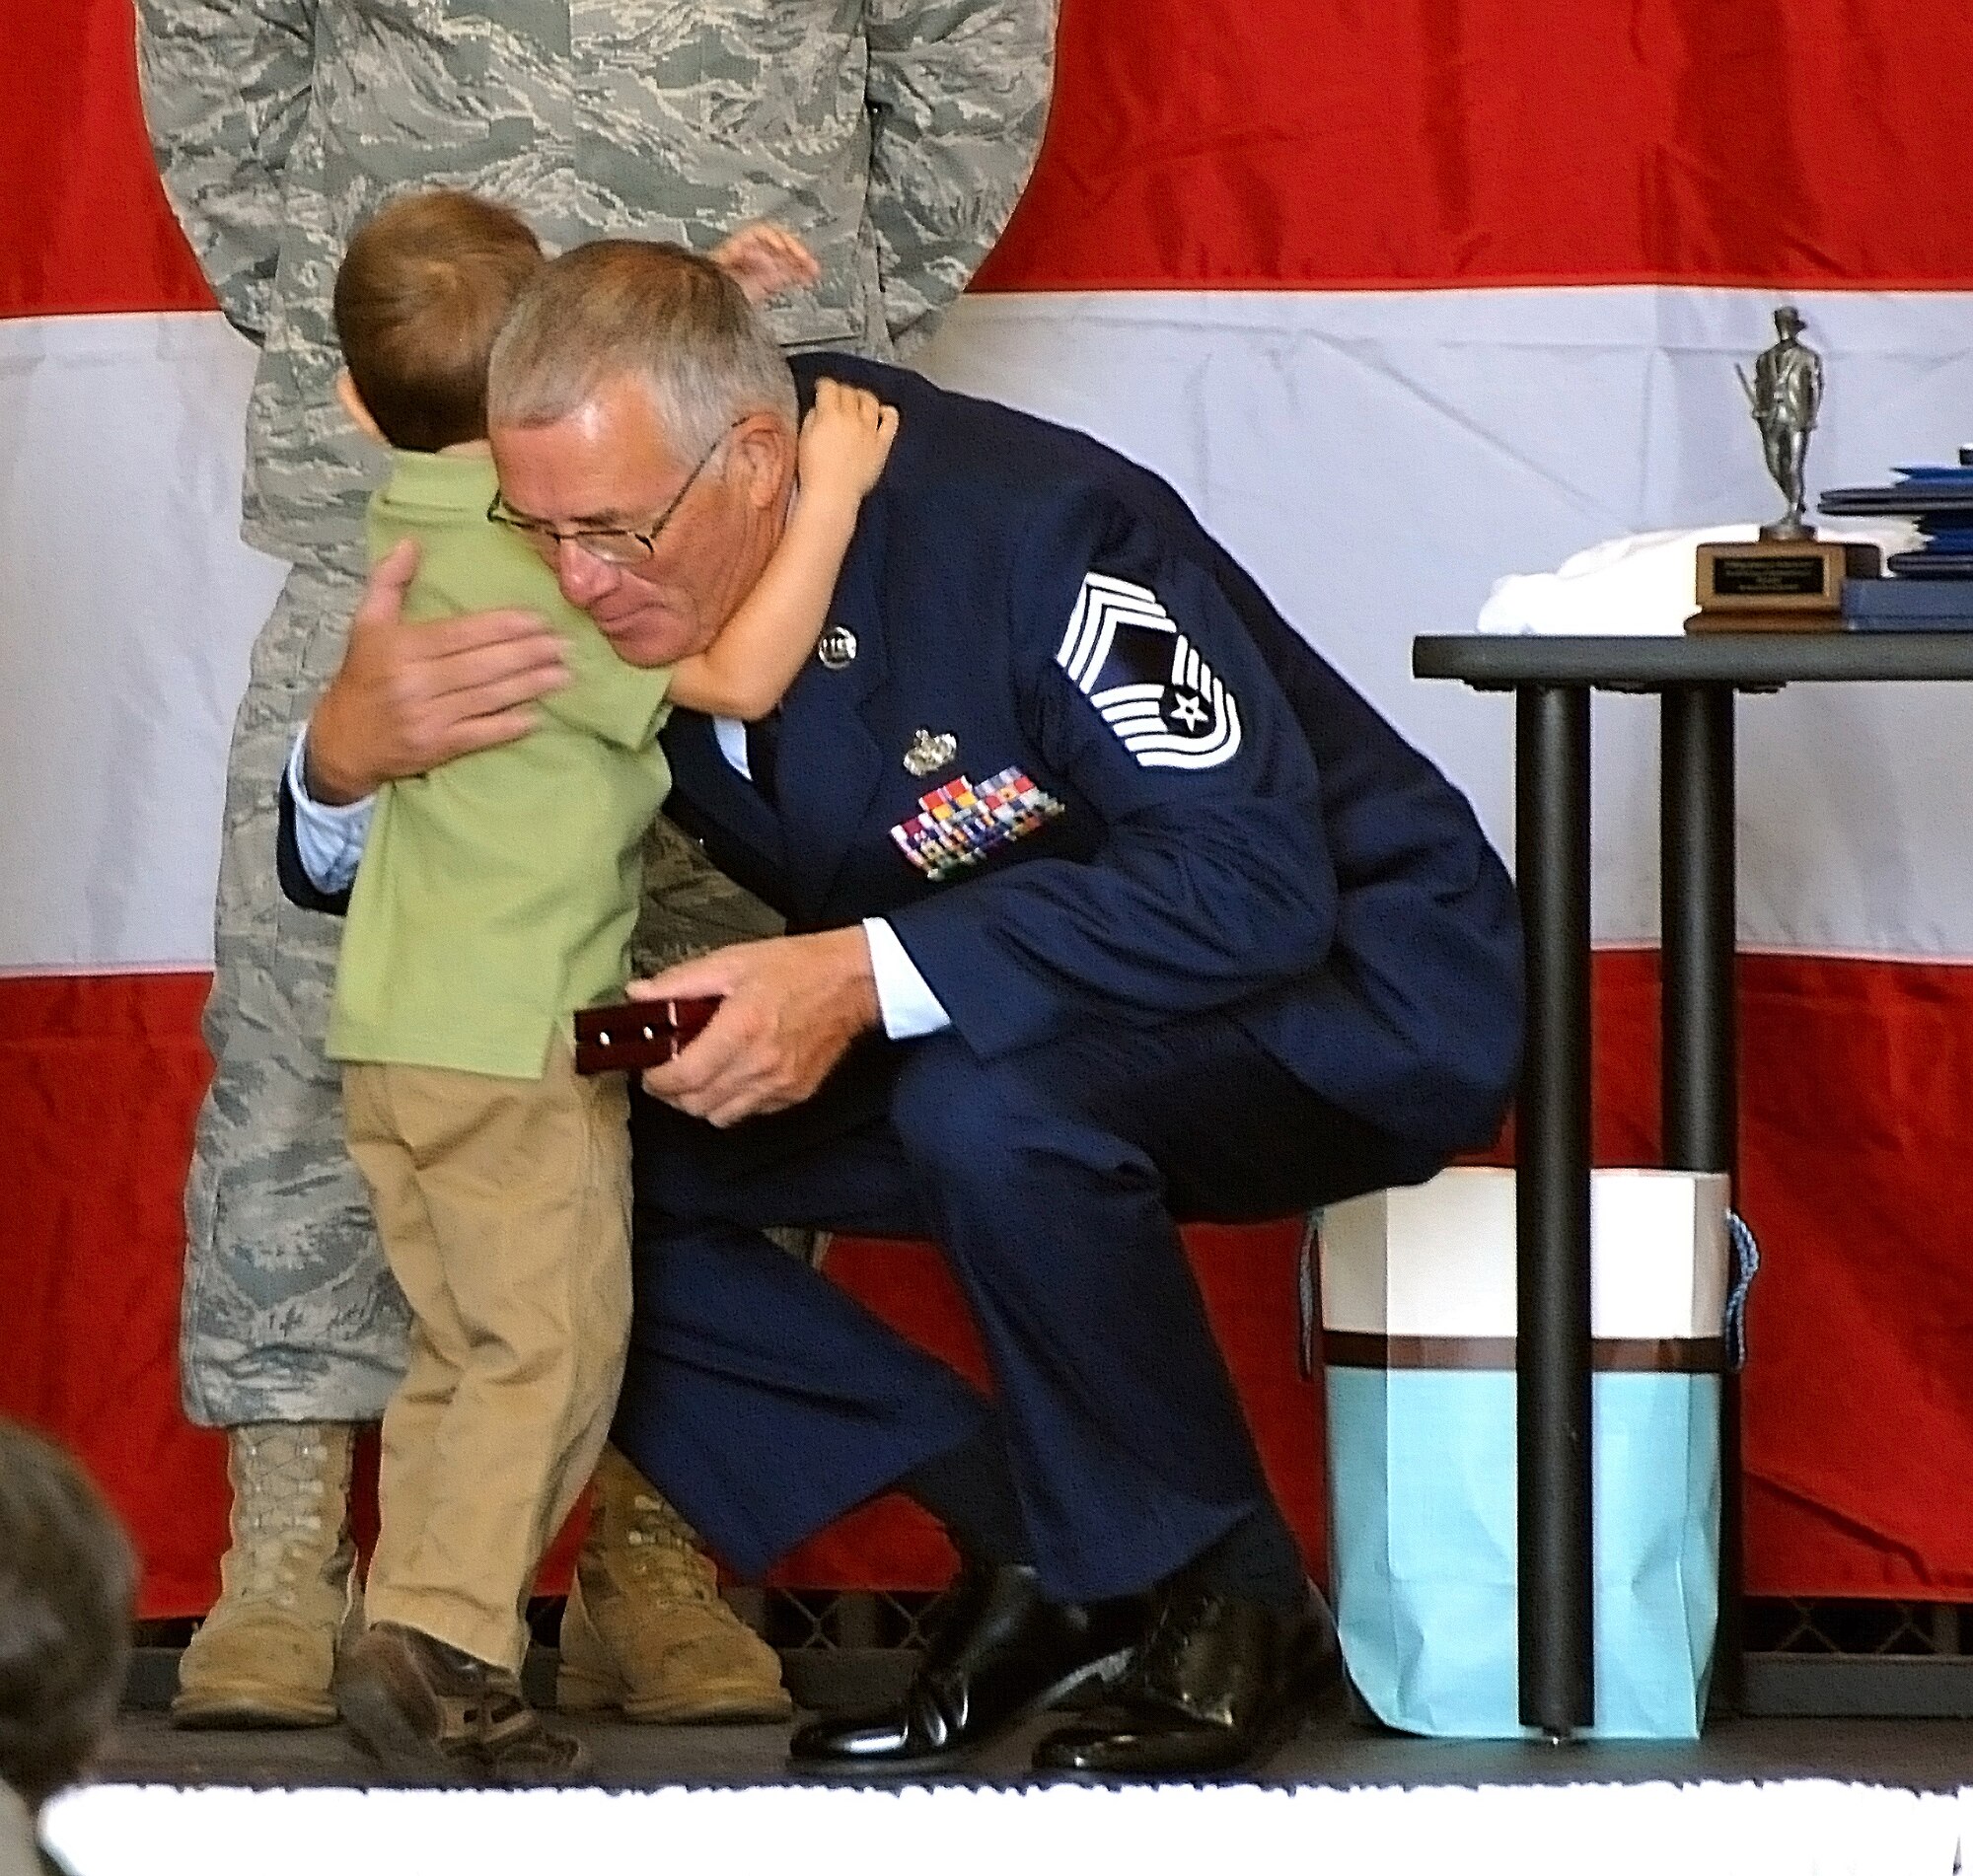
[278, 356, 1522, 1600]
[611, 357, 1524, 1596]
[669, 354, 1521, 1157]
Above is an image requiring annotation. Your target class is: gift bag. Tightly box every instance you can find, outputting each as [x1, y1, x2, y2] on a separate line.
[1320, 1167, 1739, 1740]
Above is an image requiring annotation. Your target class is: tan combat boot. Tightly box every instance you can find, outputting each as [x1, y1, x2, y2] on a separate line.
[557, 1444, 792, 1723]
[172, 1422, 362, 1728]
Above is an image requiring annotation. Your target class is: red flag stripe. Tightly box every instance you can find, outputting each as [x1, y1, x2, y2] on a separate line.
[982, 0, 1973, 292]
[14, 2, 1973, 321]
[15, 955, 1973, 1612]
[0, 0, 214, 320]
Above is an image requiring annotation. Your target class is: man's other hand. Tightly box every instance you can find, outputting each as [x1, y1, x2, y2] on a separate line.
[631, 927, 881, 1126]
[304, 539, 570, 805]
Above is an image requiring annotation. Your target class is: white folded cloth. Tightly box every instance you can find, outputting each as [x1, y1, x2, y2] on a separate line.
[1477, 522, 1920, 636]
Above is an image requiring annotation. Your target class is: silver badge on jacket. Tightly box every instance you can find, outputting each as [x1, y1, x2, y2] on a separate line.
[902, 728, 958, 777]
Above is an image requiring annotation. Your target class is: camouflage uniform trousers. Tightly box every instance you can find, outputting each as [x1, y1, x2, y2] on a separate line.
[182, 541, 784, 1428]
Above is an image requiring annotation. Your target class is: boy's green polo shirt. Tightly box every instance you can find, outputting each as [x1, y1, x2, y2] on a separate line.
[327, 451, 672, 1079]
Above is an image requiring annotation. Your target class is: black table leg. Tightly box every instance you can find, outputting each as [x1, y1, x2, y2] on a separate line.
[1659, 685, 1740, 1715]
[1516, 684, 1596, 1740]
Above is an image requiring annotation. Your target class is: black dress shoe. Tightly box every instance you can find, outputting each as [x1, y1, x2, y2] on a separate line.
[1032, 1585, 1342, 1777]
[789, 1561, 1146, 1775]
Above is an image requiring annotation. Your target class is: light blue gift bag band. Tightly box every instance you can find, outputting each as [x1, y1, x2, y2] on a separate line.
[1318, 1196, 1759, 1740]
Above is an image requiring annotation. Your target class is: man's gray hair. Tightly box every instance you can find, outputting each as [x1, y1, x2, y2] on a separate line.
[487, 239, 797, 457]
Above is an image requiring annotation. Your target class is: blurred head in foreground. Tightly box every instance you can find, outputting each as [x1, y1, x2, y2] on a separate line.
[0, 1421, 136, 1813]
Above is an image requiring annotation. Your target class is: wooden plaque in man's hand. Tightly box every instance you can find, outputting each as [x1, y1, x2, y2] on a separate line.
[574, 997, 721, 1074]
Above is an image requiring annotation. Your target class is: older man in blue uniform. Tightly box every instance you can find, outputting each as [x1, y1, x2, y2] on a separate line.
[282, 240, 1522, 1777]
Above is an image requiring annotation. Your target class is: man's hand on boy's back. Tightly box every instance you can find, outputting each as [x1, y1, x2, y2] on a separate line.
[305, 539, 571, 805]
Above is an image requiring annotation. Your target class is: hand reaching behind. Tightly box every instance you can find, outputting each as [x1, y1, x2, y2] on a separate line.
[709, 222, 821, 306]
[798, 379, 901, 514]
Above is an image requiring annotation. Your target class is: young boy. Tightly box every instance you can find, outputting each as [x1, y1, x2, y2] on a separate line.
[319, 190, 896, 1778]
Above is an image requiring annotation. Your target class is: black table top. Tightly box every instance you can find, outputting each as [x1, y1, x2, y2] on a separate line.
[1414, 631, 1973, 690]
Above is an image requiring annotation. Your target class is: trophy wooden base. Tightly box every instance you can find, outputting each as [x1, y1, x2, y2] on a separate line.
[1688, 538, 1880, 632]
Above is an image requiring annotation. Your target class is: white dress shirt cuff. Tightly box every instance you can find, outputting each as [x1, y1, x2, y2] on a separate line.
[861, 917, 951, 1040]
[287, 730, 375, 896]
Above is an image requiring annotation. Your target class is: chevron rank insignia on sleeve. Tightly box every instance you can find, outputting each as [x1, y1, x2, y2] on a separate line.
[1055, 572, 1243, 770]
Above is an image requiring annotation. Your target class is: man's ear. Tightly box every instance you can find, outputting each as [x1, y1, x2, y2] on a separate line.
[728, 412, 795, 511]
[335, 369, 388, 444]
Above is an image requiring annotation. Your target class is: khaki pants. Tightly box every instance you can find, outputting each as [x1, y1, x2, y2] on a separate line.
[341, 1038, 631, 1672]
[182, 541, 782, 1432]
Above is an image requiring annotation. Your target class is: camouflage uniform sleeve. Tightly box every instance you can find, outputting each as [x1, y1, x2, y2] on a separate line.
[863, 0, 1057, 355]
[134, 0, 317, 343]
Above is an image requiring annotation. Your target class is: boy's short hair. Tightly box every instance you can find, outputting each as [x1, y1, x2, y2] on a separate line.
[333, 190, 545, 453]
[0, 1421, 135, 1811]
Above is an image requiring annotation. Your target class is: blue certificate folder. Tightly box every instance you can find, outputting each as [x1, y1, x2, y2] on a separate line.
[1327, 1366, 1719, 1738]
[1844, 578, 1973, 627]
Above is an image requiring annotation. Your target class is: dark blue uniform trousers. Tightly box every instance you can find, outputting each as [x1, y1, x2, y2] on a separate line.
[613, 1003, 1440, 1606]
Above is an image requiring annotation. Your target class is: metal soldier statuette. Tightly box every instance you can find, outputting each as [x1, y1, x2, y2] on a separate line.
[1690, 305, 1878, 630]
[1736, 305, 1824, 541]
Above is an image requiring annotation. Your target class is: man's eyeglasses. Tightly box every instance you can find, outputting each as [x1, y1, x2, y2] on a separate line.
[486, 418, 744, 568]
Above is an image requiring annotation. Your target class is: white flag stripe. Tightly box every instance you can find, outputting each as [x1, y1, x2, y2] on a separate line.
[0, 312, 286, 973]
[21, 291, 1973, 970]
[922, 286, 1973, 955]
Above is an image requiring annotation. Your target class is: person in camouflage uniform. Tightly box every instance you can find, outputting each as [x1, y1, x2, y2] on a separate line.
[137, 0, 1054, 1731]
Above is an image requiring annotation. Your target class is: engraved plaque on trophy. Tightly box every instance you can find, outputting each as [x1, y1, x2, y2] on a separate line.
[1689, 307, 1878, 630]
[1693, 539, 1878, 624]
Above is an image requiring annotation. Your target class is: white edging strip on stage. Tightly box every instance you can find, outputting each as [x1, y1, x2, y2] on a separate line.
[39, 1779, 1968, 1876]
